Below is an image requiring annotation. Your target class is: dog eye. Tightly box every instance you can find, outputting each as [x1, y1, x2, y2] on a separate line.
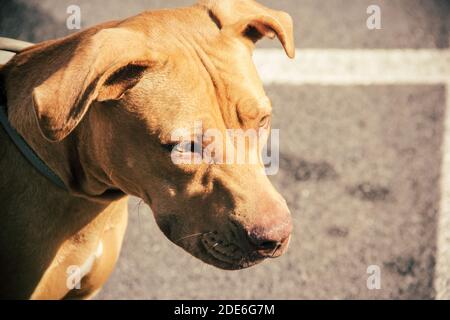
[162, 141, 201, 154]
[259, 115, 271, 128]
[175, 141, 196, 153]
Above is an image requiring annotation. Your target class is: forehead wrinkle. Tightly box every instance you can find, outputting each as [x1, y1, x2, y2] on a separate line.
[201, 39, 270, 126]
[190, 39, 241, 131]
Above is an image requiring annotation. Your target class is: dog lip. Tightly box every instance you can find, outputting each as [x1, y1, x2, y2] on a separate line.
[201, 235, 242, 264]
[200, 233, 265, 269]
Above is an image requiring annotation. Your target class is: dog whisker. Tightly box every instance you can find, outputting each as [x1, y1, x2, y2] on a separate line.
[271, 246, 279, 258]
[175, 231, 213, 244]
[238, 256, 245, 268]
[136, 199, 146, 234]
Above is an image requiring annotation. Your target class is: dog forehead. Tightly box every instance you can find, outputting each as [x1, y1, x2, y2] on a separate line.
[143, 50, 267, 133]
[119, 7, 269, 128]
[119, 6, 261, 82]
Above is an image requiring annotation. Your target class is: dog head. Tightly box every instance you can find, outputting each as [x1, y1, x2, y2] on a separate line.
[4, 0, 295, 270]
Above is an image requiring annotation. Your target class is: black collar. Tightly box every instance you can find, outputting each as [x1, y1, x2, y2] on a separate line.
[0, 103, 67, 190]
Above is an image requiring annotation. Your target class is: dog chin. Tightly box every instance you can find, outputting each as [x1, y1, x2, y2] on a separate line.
[153, 216, 266, 270]
[203, 255, 265, 271]
[187, 238, 266, 271]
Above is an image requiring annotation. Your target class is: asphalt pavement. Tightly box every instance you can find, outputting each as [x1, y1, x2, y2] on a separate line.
[1, 0, 449, 299]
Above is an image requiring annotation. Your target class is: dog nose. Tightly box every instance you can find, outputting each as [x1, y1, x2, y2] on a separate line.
[245, 202, 292, 257]
[247, 223, 292, 257]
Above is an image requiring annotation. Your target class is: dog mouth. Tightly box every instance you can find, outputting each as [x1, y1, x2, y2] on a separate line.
[155, 214, 271, 270]
[198, 232, 265, 270]
[154, 214, 257, 269]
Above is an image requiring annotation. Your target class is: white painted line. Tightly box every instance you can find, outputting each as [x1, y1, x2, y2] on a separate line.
[254, 49, 450, 85]
[3, 48, 449, 85]
[436, 83, 450, 300]
[0, 50, 15, 65]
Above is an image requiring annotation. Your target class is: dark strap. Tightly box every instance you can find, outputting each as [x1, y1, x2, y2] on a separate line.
[0, 103, 67, 190]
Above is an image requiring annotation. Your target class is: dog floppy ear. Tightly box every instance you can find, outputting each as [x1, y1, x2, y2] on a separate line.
[31, 28, 155, 142]
[198, 0, 295, 58]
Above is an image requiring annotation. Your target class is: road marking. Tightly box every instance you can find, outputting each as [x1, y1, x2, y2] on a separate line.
[0, 50, 15, 64]
[254, 49, 450, 85]
[436, 84, 450, 299]
[3, 48, 449, 85]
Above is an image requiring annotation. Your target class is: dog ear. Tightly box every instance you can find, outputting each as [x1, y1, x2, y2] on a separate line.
[199, 0, 295, 58]
[31, 28, 155, 142]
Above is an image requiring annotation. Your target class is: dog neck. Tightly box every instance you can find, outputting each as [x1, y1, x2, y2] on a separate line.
[3, 94, 124, 204]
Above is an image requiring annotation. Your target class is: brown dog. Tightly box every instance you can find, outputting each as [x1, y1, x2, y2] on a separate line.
[0, 0, 294, 299]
